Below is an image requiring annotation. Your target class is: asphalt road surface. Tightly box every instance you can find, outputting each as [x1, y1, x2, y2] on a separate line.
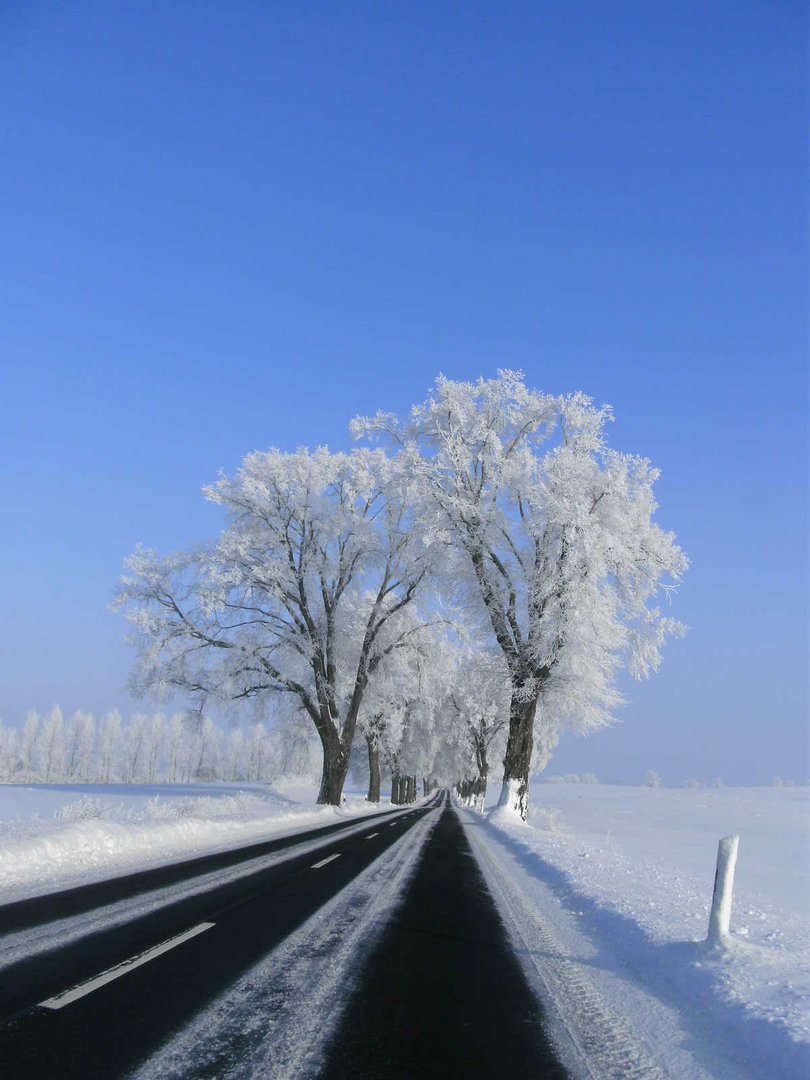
[319, 792, 567, 1078]
[0, 798, 439, 1077]
[0, 792, 566, 1078]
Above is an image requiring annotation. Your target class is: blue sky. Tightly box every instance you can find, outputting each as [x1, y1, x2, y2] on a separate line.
[1, 1, 806, 783]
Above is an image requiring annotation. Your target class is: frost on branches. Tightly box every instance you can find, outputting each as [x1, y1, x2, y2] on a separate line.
[353, 371, 687, 820]
[114, 448, 431, 805]
[115, 371, 686, 819]
[358, 620, 462, 804]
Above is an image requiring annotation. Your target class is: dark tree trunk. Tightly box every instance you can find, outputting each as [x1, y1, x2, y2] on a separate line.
[473, 770, 487, 808]
[366, 735, 381, 802]
[498, 690, 538, 820]
[473, 729, 489, 809]
[391, 771, 401, 804]
[316, 726, 350, 806]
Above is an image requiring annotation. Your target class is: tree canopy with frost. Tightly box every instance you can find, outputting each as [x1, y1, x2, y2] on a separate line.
[445, 644, 509, 809]
[115, 446, 431, 805]
[352, 371, 687, 819]
[358, 619, 454, 803]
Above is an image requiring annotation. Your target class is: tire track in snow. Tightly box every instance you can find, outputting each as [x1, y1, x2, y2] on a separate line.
[462, 807, 669, 1080]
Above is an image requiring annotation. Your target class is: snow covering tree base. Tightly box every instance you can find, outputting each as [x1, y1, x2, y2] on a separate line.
[495, 777, 529, 823]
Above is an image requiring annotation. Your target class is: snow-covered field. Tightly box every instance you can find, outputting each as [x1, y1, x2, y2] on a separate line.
[0, 780, 384, 903]
[473, 780, 809, 1079]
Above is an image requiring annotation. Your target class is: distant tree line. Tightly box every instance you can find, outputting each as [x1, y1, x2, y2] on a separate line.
[0, 707, 317, 786]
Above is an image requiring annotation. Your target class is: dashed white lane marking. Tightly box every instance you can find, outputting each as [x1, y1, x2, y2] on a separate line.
[388, 822, 399, 827]
[40, 922, 215, 1010]
[365, 833, 379, 840]
[311, 853, 341, 869]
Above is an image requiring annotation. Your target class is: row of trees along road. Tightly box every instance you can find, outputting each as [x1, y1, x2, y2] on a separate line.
[116, 372, 687, 820]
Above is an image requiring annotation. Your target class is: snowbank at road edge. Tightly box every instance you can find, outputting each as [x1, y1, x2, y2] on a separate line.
[0, 782, 389, 903]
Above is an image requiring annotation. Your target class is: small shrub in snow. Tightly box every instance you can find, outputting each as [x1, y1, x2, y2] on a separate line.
[581, 773, 599, 784]
[55, 796, 106, 822]
[645, 770, 661, 788]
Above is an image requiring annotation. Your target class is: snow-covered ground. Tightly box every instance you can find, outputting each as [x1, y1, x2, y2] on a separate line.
[0, 780, 385, 903]
[469, 781, 809, 1079]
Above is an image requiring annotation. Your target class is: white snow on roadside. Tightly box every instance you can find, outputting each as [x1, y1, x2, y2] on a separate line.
[0, 781, 384, 903]
[467, 782, 809, 1080]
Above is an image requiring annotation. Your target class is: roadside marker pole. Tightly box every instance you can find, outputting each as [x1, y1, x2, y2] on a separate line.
[707, 834, 739, 947]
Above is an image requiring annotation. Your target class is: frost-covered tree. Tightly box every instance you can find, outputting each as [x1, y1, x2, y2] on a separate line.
[115, 447, 429, 805]
[39, 706, 65, 782]
[144, 713, 165, 784]
[223, 726, 246, 781]
[98, 709, 121, 783]
[0, 723, 21, 781]
[64, 710, 96, 782]
[446, 649, 509, 810]
[355, 607, 443, 802]
[401, 627, 510, 808]
[121, 712, 149, 782]
[363, 617, 480, 804]
[164, 713, 184, 783]
[354, 371, 687, 819]
[20, 710, 40, 779]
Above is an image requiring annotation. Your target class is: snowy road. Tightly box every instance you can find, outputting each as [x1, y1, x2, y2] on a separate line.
[0, 795, 442, 1078]
[318, 792, 566, 1078]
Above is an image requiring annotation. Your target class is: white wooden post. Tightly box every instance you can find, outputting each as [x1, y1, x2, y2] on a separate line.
[707, 834, 739, 946]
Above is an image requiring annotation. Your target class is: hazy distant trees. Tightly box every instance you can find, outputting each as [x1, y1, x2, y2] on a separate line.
[0, 709, 318, 786]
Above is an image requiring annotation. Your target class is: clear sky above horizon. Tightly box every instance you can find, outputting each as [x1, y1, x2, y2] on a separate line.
[1, 1, 806, 784]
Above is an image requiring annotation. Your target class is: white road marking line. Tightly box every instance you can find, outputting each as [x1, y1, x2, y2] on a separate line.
[40, 922, 215, 1010]
[388, 822, 399, 827]
[311, 853, 341, 869]
[365, 832, 379, 840]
